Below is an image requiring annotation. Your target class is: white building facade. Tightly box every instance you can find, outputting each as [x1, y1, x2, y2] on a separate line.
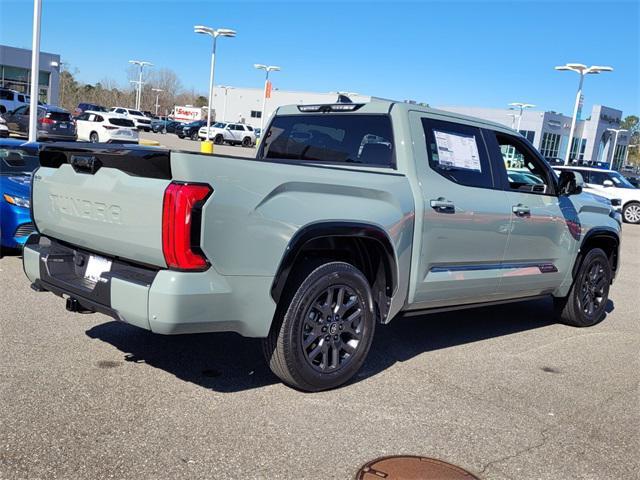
[441, 104, 629, 168]
[209, 86, 370, 128]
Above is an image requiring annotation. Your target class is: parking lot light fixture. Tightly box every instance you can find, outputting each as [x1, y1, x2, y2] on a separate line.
[194, 26, 236, 148]
[254, 64, 281, 134]
[555, 63, 613, 165]
[508, 102, 535, 131]
[129, 60, 153, 111]
[607, 128, 628, 170]
[152, 88, 164, 116]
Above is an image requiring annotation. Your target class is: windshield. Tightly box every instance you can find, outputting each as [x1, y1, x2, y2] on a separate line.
[609, 171, 636, 189]
[212, 122, 227, 128]
[129, 110, 144, 116]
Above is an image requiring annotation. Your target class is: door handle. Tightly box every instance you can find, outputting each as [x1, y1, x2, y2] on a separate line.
[430, 198, 455, 213]
[512, 204, 531, 217]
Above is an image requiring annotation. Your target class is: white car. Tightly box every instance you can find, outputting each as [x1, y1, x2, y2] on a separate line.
[198, 122, 256, 147]
[109, 107, 152, 131]
[0, 88, 43, 115]
[76, 111, 138, 144]
[0, 114, 8, 137]
[555, 166, 640, 224]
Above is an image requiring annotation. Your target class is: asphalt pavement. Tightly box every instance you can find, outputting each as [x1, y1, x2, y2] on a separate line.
[1, 226, 638, 480]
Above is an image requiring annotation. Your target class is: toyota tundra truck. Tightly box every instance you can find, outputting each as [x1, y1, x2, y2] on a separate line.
[23, 100, 622, 391]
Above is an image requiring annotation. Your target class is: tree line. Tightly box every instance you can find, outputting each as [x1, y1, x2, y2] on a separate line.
[58, 64, 207, 115]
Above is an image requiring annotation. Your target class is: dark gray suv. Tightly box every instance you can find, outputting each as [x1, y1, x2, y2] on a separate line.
[3, 105, 76, 141]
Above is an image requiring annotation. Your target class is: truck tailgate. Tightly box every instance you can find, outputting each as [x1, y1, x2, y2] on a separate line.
[33, 143, 171, 267]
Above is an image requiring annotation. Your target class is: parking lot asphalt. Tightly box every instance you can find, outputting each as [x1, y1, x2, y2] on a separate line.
[139, 131, 257, 158]
[1, 226, 638, 480]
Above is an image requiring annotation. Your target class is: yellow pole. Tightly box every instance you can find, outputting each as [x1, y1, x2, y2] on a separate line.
[201, 140, 214, 154]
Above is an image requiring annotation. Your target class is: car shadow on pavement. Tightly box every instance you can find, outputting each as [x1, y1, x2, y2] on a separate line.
[85, 295, 611, 393]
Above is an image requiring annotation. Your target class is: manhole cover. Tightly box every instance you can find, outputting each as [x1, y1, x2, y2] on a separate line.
[356, 456, 480, 480]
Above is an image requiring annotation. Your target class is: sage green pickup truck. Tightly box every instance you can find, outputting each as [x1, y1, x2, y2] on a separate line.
[23, 100, 622, 391]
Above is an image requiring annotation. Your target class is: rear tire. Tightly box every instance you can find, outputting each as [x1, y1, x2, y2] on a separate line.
[554, 248, 611, 327]
[262, 261, 375, 392]
[623, 202, 640, 224]
[242, 136, 252, 147]
[89, 132, 99, 143]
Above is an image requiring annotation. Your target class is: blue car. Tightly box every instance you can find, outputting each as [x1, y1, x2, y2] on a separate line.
[0, 139, 39, 252]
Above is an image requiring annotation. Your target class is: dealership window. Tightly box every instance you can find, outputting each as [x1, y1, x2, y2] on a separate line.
[539, 132, 562, 160]
[250, 110, 262, 118]
[518, 130, 535, 143]
[613, 144, 627, 164]
[569, 137, 583, 161]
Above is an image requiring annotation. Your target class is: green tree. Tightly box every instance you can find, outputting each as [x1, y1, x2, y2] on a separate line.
[620, 115, 640, 166]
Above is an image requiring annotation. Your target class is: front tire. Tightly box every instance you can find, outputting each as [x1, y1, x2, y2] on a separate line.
[554, 248, 611, 327]
[263, 261, 375, 392]
[214, 134, 224, 145]
[190, 131, 199, 141]
[623, 202, 640, 224]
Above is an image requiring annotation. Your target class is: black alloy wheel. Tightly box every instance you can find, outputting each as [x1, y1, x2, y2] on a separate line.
[555, 248, 611, 327]
[301, 284, 365, 373]
[263, 261, 376, 392]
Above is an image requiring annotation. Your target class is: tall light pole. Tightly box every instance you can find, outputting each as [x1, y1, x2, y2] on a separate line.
[152, 88, 163, 116]
[555, 63, 613, 165]
[254, 64, 280, 133]
[218, 85, 234, 122]
[508, 102, 535, 131]
[194, 26, 236, 149]
[129, 60, 153, 110]
[606, 128, 627, 170]
[28, 0, 42, 142]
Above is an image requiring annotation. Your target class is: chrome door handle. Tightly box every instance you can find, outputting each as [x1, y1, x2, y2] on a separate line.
[430, 198, 455, 212]
[512, 204, 531, 217]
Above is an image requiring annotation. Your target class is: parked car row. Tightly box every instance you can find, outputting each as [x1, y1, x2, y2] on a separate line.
[2, 105, 77, 141]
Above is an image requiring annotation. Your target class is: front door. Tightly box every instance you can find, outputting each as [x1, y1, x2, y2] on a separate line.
[408, 113, 512, 309]
[484, 130, 577, 298]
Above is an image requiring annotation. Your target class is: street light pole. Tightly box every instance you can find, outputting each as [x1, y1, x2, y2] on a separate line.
[254, 64, 281, 133]
[508, 102, 535, 132]
[607, 128, 627, 170]
[194, 26, 236, 148]
[152, 88, 163, 116]
[128, 60, 153, 110]
[28, 0, 42, 142]
[555, 63, 613, 165]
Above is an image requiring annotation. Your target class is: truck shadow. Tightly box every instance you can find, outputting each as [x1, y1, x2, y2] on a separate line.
[85, 296, 614, 393]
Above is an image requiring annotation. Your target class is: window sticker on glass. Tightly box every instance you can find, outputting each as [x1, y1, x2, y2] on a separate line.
[433, 130, 482, 172]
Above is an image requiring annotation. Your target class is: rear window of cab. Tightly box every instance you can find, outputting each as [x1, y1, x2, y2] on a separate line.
[260, 114, 395, 168]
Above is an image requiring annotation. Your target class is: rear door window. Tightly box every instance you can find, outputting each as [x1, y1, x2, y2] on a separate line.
[261, 114, 395, 168]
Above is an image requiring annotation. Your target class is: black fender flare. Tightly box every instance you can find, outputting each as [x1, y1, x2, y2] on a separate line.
[270, 221, 398, 303]
[573, 226, 620, 278]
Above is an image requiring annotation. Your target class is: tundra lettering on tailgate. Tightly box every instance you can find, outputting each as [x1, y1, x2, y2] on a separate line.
[49, 194, 122, 224]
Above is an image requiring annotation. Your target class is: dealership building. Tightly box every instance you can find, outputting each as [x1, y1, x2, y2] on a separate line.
[0, 45, 61, 104]
[441, 104, 630, 168]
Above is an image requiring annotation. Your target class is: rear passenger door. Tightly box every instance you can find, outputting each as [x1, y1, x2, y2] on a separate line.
[484, 130, 577, 298]
[409, 114, 512, 308]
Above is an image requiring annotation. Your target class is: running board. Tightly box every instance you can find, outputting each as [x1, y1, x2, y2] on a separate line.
[400, 294, 550, 318]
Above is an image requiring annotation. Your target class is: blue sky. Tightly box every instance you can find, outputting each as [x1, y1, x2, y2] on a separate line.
[1, 0, 638, 116]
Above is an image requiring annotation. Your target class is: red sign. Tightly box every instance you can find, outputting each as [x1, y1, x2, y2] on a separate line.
[265, 81, 272, 99]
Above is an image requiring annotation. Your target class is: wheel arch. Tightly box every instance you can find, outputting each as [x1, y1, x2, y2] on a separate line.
[574, 227, 620, 279]
[270, 221, 398, 318]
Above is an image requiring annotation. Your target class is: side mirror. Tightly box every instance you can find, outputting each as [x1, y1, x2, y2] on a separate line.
[603, 179, 614, 187]
[558, 170, 584, 196]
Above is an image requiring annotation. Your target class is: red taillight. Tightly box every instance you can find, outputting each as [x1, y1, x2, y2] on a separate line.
[39, 117, 55, 124]
[162, 182, 212, 270]
[103, 125, 118, 130]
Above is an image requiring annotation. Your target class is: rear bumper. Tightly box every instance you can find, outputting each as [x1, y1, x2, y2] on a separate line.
[23, 235, 277, 337]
